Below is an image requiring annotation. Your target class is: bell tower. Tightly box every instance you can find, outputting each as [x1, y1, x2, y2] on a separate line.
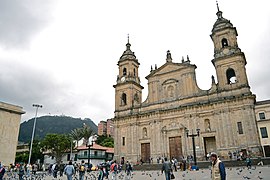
[113, 37, 143, 115]
[211, 4, 250, 93]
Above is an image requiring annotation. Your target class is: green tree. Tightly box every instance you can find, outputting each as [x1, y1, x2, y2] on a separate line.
[31, 139, 44, 164]
[96, 135, 114, 148]
[15, 153, 28, 164]
[70, 128, 83, 148]
[41, 133, 71, 164]
[81, 125, 94, 145]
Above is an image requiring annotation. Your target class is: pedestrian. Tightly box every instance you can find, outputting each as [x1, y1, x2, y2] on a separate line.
[246, 156, 252, 169]
[125, 161, 132, 179]
[79, 160, 86, 180]
[0, 163, 6, 180]
[210, 153, 226, 180]
[110, 160, 118, 180]
[161, 157, 172, 180]
[98, 165, 104, 180]
[52, 162, 59, 178]
[64, 161, 75, 180]
[18, 164, 24, 180]
[59, 162, 65, 177]
[32, 163, 38, 175]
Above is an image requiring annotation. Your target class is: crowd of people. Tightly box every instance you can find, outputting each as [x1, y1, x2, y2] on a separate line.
[0, 159, 134, 180]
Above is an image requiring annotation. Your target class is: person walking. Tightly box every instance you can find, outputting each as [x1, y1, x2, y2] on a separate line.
[210, 153, 226, 180]
[125, 161, 133, 179]
[18, 164, 24, 180]
[78, 160, 86, 180]
[110, 160, 118, 180]
[0, 163, 6, 180]
[64, 161, 75, 180]
[98, 165, 105, 180]
[246, 156, 252, 169]
[161, 157, 172, 180]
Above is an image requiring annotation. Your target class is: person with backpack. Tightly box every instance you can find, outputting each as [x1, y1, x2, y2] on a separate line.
[210, 153, 226, 180]
[79, 160, 86, 180]
[110, 160, 118, 180]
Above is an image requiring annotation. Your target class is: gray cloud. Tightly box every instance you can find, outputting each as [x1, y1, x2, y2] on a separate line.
[0, 58, 74, 121]
[0, 0, 55, 49]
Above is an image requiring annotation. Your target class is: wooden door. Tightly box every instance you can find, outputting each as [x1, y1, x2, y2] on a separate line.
[204, 137, 216, 155]
[264, 145, 270, 157]
[169, 136, 182, 161]
[141, 143, 150, 163]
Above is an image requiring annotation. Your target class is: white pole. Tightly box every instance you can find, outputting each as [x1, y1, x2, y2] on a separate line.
[28, 104, 42, 165]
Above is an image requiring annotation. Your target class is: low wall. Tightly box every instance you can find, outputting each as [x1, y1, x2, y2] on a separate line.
[132, 157, 270, 171]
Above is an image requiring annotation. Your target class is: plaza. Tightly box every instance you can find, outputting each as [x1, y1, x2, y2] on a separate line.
[39, 166, 269, 180]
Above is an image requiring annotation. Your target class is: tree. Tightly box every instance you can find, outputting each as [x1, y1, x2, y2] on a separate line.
[41, 133, 71, 164]
[96, 135, 114, 148]
[82, 125, 94, 145]
[70, 128, 83, 148]
[31, 139, 44, 164]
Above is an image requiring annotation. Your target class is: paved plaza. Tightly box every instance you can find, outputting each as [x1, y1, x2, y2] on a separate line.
[40, 166, 269, 180]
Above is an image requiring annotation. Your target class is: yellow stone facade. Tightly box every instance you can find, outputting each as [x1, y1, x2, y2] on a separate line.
[0, 101, 24, 166]
[255, 100, 270, 157]
[113, 9, 262, 163]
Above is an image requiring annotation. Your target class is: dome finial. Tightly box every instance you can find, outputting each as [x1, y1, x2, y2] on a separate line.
[126, 34, 131, 50]
[216, 0, 223, 19]
[127, 34, 130, 44]
[216, 0, 220, 12]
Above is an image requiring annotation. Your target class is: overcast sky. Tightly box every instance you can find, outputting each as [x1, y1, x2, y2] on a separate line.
[0, 0, 270, 125]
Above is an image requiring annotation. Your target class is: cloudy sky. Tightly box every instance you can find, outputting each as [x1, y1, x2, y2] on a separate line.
[0, 0, 270, 125]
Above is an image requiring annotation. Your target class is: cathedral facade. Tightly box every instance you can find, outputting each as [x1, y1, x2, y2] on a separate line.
[112, 8, 262, 163]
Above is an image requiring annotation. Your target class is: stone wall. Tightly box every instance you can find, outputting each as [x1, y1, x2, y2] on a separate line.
[0, 101, 24, 166]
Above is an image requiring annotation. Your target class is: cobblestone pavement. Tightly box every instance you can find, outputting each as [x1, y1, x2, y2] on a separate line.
[41, 166, 269, 180]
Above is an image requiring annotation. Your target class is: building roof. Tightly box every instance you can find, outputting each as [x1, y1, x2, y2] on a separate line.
[106, 147, 114, 153]
[77, 143, 114, 153]
[256, 99, 270, 105]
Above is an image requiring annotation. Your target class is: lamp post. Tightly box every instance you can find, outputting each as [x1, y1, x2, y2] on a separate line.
[28, 104, 42, 165]
[87, 135, 97, 170]
[186, 128, 200, 166]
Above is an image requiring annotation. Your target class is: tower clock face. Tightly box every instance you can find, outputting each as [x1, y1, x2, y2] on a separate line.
[121, 76, 126, 82]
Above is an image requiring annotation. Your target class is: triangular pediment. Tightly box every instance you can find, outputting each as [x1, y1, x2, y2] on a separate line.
[146, 62, 195, 79]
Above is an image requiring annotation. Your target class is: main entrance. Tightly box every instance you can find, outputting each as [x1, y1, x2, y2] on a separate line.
[204, 136, 216, 155]
[169, 136, 182, 161]
[141, 143, 150, 163]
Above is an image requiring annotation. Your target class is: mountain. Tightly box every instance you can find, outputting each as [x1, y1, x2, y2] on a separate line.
[18, 115, 98, 143]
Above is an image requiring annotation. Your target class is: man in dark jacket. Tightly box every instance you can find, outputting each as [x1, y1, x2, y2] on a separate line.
[161, 157, 172, 180]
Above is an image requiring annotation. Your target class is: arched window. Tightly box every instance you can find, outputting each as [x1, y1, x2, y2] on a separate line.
[133, 68, 136, 76]
[121, 93, 127, 105]
[143, 127, 147, 138]
[221, 38, 228, 48]
[226, 68, 237, 84]
[123, 68, 127, 76]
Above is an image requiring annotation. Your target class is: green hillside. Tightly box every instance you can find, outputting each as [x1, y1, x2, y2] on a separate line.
[19, 115, 97, 143]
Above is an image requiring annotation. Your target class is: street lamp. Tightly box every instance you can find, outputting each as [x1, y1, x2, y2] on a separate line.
[87, 135, 98, 171]
[186, 128, 200, 166]
[28, 104, 42, 165]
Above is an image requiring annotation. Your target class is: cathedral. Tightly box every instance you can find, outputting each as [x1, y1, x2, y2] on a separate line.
[112, 6, 262, 163]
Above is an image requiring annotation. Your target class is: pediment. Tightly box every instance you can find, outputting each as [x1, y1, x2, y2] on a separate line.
[146, 63, 189, 79]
